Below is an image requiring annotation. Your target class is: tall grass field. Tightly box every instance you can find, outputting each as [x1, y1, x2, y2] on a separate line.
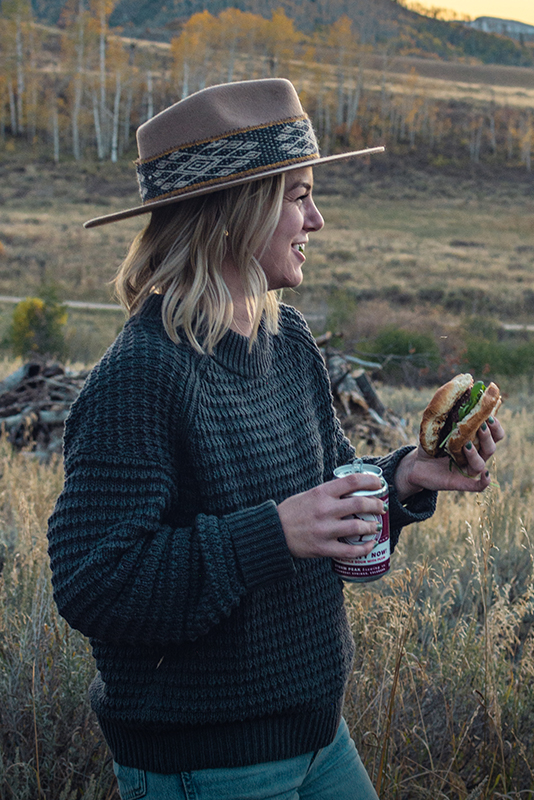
[0, 371, 532, 799]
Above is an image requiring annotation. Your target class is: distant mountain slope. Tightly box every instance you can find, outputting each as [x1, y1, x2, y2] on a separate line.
[28, 0, 533, 66]
[108, 0, 415, 42]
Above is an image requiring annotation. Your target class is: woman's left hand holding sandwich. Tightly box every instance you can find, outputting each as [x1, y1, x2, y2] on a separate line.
[394, 416, 505, 501]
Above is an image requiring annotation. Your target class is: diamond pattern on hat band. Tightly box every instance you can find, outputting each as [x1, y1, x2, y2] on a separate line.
[136, 117, 319, 203]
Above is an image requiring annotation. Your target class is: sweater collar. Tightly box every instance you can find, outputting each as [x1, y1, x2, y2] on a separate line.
[212, 322, 273, 378]
[138, 295, 273, 378]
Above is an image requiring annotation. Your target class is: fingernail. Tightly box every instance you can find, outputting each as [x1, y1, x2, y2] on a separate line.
[481, 422, 487, 432]
[465, 441, 472, 450]
[488, 416, 494, 424]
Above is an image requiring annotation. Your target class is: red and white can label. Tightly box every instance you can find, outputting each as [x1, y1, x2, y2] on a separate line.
[332, 461, 390, 583]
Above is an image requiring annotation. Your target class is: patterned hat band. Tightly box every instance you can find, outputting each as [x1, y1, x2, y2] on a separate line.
[136, 116, 319, 205]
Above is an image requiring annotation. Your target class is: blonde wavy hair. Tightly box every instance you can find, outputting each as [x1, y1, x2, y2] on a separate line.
[114, 174, 285, 353]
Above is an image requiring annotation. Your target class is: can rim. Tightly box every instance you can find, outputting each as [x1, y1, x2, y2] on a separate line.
[333, 461, 383, 479]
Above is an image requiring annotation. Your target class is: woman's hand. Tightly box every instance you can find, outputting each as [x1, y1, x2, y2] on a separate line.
[278, 473, 386, 560]
[394, 416, 505, 502]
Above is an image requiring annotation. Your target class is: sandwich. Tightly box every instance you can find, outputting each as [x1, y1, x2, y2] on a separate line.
[419, 373, 502, 468]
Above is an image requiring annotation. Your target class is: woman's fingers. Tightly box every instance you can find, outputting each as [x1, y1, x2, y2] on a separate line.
[277, 474, 386, 559]
[462, 415, 505, 476]
[488, 416, 505, 443]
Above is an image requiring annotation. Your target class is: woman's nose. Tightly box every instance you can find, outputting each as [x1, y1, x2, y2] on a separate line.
[305, 199, 324, 232]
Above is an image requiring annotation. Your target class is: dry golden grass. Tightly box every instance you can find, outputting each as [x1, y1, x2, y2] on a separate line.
[344, 397, 534, 798]
[0, 369, 532, 798]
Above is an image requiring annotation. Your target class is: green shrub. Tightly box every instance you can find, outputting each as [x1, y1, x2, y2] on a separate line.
[359, 325, 441, 385]
[8, 288, 68, 360]
[462, 337, 534, 379]
[459, 316, 534, 378]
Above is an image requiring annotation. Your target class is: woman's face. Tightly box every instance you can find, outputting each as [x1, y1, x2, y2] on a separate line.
[259, 167, 324, 291]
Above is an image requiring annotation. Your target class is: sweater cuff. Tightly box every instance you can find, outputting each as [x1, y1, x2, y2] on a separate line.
[227, 500, 296, 591]
[363, 446, 437, 551]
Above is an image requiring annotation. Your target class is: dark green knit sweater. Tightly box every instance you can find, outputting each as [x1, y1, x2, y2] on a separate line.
[47, 296, 436, 773]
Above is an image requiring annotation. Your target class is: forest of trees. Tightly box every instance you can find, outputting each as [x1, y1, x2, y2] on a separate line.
[27, 0, 534, 65]
[0, 0, 532, 171]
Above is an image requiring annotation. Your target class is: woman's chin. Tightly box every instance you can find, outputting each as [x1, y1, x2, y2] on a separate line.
[272, 270, 304, 291]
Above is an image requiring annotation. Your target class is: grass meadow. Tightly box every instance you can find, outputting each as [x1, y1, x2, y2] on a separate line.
[1, 155, 533, 366]
[0, 374, 532, 799]
[0, 154, 533, 798]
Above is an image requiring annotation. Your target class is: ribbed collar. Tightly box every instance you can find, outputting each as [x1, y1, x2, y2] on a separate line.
[212, 322, 273, 378]
[136, 294, 274, 379]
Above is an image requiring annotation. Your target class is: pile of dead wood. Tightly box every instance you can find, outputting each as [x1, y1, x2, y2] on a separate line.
[0, 346, 408, 459]
[0, 362, 89, 459]
[318, 334, 409, 452]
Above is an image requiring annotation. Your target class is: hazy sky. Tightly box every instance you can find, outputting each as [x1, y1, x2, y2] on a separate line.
[415, 1, 534, 26]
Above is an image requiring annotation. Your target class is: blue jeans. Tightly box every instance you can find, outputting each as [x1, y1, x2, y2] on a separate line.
[113, 718, 379, 800]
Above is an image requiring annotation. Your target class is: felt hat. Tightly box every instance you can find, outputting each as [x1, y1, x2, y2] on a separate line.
[84, 78, 384, 228]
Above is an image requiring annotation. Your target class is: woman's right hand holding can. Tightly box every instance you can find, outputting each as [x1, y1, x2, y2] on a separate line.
[277, 473, 386, 560]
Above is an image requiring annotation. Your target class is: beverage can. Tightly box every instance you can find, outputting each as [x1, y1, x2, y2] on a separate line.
[332, 459, 390, 583]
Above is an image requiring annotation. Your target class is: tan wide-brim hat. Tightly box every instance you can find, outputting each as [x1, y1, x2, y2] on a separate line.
[84, 78, 384, 228]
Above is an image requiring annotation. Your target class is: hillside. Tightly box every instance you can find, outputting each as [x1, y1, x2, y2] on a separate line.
[28, 0, 533, 66]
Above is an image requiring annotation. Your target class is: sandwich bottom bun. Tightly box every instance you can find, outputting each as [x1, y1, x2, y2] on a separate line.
[419, 374, 502, 468]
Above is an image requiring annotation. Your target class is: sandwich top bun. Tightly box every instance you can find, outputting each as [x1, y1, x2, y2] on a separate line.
[419, 374, 502, 468]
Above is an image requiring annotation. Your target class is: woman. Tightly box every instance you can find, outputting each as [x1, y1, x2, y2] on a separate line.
[47, 79, 503, 800]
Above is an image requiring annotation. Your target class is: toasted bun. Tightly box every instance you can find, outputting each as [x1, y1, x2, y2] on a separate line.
[444, 382, 502, 467]
[419, 373, 473, 457]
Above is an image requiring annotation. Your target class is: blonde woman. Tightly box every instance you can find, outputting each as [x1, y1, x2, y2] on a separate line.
[47, 79, 503, 800]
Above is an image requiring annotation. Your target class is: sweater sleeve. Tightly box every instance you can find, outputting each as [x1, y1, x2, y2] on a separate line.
[47, 327, 295, 648]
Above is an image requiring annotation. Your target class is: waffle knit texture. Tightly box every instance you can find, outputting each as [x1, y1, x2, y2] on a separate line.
[47, 297, 436, 774]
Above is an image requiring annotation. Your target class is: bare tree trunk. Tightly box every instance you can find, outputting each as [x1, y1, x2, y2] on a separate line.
[8, 80, 17, 136]
[111, 71, 121, 162]
[99, 6, 107, 155]
[346, 68, 363, 132]
[323, 103, 332, 156]
[72, 0, 85, 160]
[146, 70, 154, 120]
[123, 82, 133, 149]
[469, 116, 483, 163]
[27, 22, 38, 143]
[182, 61, 189, 99]
[16, 15, 25, 135]
[72, 79, 83, 160]
[92, 89, 104, 159]
[336, 64, 345, 128]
